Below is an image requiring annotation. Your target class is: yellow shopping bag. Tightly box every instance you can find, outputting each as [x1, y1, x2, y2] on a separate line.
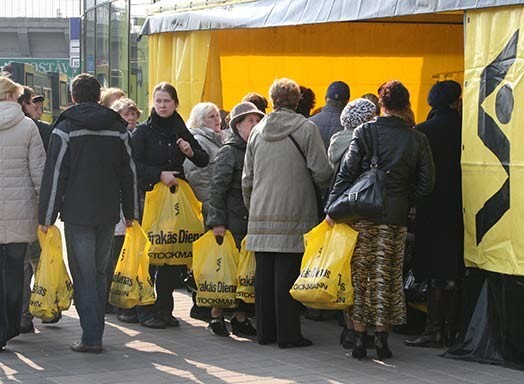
[301, 259, 353, 310]
[193, 230, 239, 308]
[142, 181, 205, 267]
[290, 221, 357, 309]
[109, 221, 156, 309]
[236, 237, 256, 304]
[30, 226, 73, 321]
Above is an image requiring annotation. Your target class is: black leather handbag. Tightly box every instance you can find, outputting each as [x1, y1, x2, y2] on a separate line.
[327, 126, 386, 222]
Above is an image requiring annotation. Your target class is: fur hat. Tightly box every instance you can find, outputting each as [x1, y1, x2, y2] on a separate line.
[229, 102, 265, 130]
[326, 81, 350, 102]
[427, 80, 461, 107]
[340, 98, 377, 130]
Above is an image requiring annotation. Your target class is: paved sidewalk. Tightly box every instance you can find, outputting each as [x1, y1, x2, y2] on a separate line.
[1, 290, 521, 384]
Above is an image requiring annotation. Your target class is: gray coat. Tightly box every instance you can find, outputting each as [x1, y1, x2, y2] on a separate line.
[242, 107, 332, 253]
[327, 128, 354, 172]
[0, 102, 45, 243]
[184, 127, 224, 211]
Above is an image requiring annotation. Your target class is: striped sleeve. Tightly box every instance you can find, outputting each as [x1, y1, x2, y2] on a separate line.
[38, 124, 70, 226]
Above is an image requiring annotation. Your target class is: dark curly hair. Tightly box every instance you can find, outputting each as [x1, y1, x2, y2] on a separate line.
[296, 86, 316, 117]
[378, 80, 410, 112]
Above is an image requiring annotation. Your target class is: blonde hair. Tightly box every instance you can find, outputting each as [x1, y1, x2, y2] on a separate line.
[187, 102, 220, 129]
[100, 87, 126, 107]
[269, 78, 300, 109]
[0, 76, 23, 102]
[111, 97, 142, 119]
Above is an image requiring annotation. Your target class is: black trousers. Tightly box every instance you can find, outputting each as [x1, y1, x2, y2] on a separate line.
[136, 264, 186, 321]
[255, 252, 302, 345]
[0, 243, 28, 347]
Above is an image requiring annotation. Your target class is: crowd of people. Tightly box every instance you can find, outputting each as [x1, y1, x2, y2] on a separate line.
[0, 72, 464, 362]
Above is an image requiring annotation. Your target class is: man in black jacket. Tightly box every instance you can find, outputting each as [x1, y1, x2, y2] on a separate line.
[310, 81, 350, 150]
[38, 73, 138, 354]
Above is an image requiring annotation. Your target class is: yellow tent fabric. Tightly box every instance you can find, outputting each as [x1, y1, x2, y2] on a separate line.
[148, 31, 213, 120]
[462, 6, 524, 276]
[148, 21, 463, 121]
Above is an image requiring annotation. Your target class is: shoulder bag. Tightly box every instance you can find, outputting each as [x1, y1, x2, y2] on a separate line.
[326, 125, 386, 223]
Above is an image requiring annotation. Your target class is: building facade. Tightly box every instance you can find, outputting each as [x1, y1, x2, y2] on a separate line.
[82, 0, 151, 116]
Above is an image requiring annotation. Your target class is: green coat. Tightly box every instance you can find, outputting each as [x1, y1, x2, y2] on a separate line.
[206, 132, 248, 247]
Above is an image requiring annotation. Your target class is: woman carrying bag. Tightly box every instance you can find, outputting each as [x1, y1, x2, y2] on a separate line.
[325, 80, 435, 360]
[130, 82, 209, 328]
[0, 76, 45, 351]
[206, 101, 264, 337]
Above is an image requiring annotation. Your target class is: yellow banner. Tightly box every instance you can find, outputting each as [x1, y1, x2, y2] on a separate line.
[463, 6, 524, 275]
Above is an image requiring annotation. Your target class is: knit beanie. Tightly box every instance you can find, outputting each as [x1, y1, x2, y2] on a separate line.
[340, 98, 377, 130]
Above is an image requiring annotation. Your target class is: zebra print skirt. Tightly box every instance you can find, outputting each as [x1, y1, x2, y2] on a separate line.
[349, 220, 407, 326]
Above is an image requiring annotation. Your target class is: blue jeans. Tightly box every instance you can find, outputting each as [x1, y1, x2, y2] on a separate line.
[64, 223, 114, 346]
[0, 243, 28, 347]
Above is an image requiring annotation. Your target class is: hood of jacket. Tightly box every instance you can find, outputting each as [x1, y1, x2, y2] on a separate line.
[55, 102, 127, 131]
[190, 126, 224, 146]
[257, 107, 309, 141]
[224, 130, 246, 149]
[0, 101, 25, 131]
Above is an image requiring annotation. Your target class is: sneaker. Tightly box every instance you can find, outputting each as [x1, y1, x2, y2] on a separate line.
[230, 316, 256, 336]
[70, 342, 102, 354]
[117, 311, 139, 324]
[140, 317, 167, 329]
[42, 312, 62, 324]
[208, 317, 229, 337]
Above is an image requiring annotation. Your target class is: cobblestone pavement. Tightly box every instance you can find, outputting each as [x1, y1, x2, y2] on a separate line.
[1, 289, 522, 384]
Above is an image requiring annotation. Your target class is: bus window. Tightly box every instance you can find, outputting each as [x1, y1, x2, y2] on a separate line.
[60, 81, 68, 107]
[43, 88, 53, 114]
[25, 72, 34, 88]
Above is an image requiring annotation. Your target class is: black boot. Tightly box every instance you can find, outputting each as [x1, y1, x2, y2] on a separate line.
[341, 328, 354, 349]
[375, 331, 392, 359]
[443, 288, 460, 347]
[404, 287, 444, 348]
[352, 331, 367, 360]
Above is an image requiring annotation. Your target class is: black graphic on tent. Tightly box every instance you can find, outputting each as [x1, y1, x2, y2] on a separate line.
[475, 30, 518, 245]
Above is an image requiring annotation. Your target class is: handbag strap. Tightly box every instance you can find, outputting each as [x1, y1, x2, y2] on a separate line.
[369, 125, 379, 169]
[288, 134, 319, 190]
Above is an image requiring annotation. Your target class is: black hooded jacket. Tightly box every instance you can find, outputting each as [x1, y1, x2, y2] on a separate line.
[39, 102, 138, 226]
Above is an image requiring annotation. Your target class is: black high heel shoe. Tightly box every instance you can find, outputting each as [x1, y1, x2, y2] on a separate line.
[352, 331, 367, 360]
[375, 331, 393, 359]
[230, 316, 257, 336]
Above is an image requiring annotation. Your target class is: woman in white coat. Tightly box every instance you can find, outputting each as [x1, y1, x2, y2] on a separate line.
[0, 76, 45, 351]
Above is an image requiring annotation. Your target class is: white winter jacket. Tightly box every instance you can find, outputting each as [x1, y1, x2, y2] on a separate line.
[0, 101, 45, 243]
